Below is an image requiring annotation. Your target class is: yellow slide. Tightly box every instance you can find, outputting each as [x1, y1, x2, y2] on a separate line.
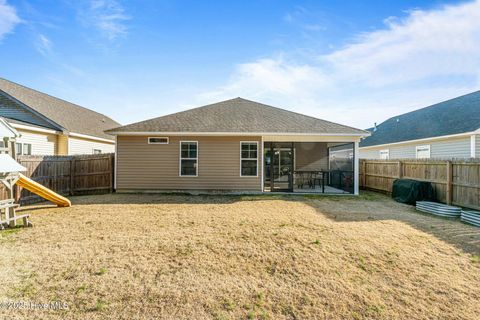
[16, 173, 71, 207]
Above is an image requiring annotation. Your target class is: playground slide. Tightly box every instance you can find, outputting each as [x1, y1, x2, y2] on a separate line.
[16, 173, 71, 207]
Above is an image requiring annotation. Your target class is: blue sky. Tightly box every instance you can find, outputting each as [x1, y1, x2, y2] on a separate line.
[0, 0, 479, 128]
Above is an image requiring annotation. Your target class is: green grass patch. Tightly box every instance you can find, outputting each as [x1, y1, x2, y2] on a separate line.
[94, 267, 108, 276]
[0, 227, 23, 237]
[94, 299, 107, 311]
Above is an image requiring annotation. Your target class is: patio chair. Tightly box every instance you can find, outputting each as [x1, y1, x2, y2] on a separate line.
[312, 172, 325, 192]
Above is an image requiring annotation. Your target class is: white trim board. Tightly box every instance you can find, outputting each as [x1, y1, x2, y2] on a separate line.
[69, 132, 115, 143]
[11, 123, 59, 134]
[11, 123, 115, 144]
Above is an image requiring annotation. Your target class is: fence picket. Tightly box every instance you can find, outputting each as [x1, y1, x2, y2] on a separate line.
[360, 159, 480, 210]
[0, 153, 115, 205]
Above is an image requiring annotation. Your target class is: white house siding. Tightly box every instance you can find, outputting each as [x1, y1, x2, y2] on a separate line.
[68, 137, 114, 155]
[476, 135, 480, 158]
[16, 129, 56, 155]
[360, 136, 471, 159]
[358, 148, 381, 159]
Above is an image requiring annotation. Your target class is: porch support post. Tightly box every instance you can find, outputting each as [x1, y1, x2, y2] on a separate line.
[354, 140, 359, 195]
[270, 142, 274, 192]
[260, 136, 264, 192]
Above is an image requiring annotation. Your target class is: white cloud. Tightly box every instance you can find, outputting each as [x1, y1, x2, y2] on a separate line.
[79, 0, 130, 40]
[199, 0, 480, 129]
[0, 0, 21, 40]
[35, 34, 53, 56]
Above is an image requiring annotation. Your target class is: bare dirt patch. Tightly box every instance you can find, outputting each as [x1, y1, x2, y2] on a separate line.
[0, 192, 479, 319]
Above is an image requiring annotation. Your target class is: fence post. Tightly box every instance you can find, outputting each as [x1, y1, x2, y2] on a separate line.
[446, 160, 453, 205]
[69, 157, 75, 196]
[110, 153, 114, 193]
[397, 161, 403, 179]
[362, 159, 367, 188]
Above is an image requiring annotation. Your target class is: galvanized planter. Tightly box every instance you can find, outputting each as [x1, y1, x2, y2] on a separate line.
[461, 210, 480, 227]
[416, 201, 461, 218]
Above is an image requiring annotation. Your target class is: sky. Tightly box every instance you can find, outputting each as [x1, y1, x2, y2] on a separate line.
[0, 0, 479, 129]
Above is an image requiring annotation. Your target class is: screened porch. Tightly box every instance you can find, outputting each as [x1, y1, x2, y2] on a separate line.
[263, 142, 355, 194]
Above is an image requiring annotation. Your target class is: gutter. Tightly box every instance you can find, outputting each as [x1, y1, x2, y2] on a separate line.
[105, 131, 371, 137]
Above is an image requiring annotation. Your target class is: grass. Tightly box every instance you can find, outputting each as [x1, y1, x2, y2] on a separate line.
[0, 191, 479, 319]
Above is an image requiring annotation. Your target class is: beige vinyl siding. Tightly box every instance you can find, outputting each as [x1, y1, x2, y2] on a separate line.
[116, 135, 262, 191]
[360, 136, 471, 159]
[16, 129, 56, 155]
[68, 136, 115, 155]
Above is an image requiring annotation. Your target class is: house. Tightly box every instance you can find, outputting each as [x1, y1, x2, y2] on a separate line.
[0, 78, 120, 156]
[359, 91, 480, 159]
[0, 117, 20, 155]
[106, 98, 369, 194]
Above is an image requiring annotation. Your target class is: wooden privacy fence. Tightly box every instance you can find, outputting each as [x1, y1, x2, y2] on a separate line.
[0, 153, 114, 204]
[360, 159, 480, 210]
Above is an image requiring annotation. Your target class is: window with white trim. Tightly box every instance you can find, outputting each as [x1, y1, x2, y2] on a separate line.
[240, 142, 258, 176]
[379, 149, 389, 159]
[180, 141, 198, 176]
[16, 143, 32, 155]
[416, 145, 430, 159]
[93, 149, 102, 154]
[148, 137, 169, 144]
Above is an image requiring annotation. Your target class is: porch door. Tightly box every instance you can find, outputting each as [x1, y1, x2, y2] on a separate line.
[264, 142, 294, 192]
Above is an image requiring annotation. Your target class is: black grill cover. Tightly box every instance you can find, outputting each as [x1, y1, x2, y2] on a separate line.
[392, 179, 435, 205]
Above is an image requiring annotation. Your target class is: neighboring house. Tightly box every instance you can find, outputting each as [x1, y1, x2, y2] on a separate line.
[360, 91, 480, 159]
[0, 78, 120, 156]
[106, 98, 369, 194]
[0, 117, 20, 155]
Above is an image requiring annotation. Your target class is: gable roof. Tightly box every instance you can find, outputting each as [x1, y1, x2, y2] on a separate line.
[360, 91, 480, 148]
[0, 116, 20, 139]
[0, 78, 120, 140]
[106, 97, 368, 136]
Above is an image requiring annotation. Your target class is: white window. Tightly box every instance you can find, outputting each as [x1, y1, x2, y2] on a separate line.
[93, 149, 102, 154]
[16, 143, 32, 155]
[379, 149, 389, 159]
[240, 142, 258, 177]
[148, 137, 169, 144]
[180, 141, 198, 176]
[416, 145, 431, 159]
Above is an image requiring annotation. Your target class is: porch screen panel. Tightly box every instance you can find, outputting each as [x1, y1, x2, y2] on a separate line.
[328, 143, 354, 194]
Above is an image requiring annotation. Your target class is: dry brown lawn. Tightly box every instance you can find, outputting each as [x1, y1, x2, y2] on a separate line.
[0, 192, 479, 320]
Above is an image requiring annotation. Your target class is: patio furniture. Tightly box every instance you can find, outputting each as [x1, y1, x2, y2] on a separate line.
[312, 171, 326, 193]
[0, 198, 31, 229]
[293, 170, 327, 193]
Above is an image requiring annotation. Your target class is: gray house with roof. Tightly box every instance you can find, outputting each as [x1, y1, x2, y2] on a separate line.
[359, 91, 480, 159]
[107, 98, 369, 194]
[0, 78, 120, 155]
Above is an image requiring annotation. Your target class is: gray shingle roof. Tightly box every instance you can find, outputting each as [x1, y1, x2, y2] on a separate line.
[107, 98, 367, 135]
[360, 91, 480, 148]
[0, 78, 120, 140]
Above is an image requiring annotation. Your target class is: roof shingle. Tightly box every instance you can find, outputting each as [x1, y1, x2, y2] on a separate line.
[360, 91, 480, 147]
[0, 78, 120, 140]
[107, 98, 367, 135]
